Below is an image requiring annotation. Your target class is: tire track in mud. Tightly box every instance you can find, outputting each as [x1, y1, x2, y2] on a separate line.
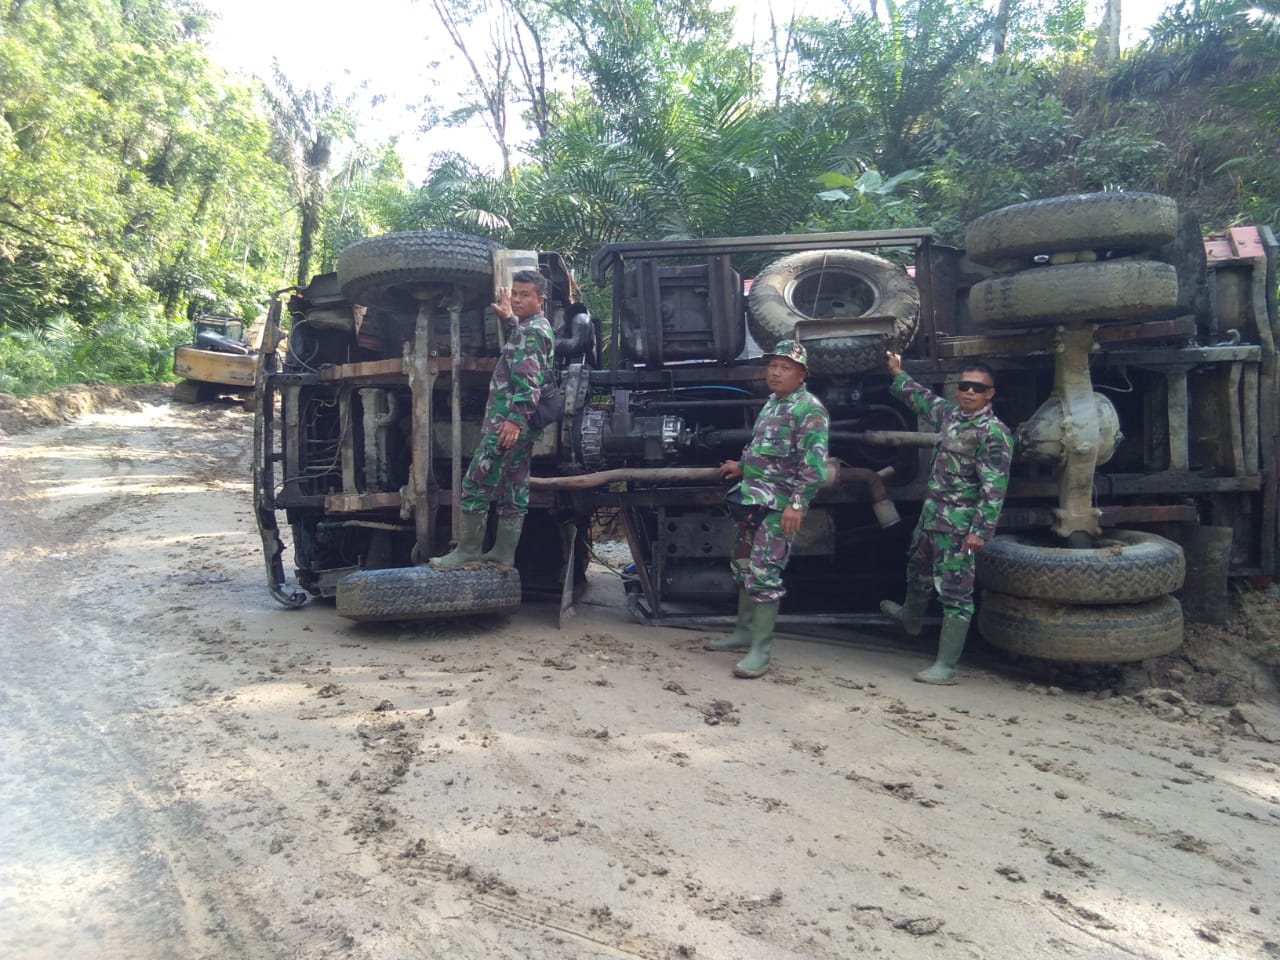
[343, 668, 684, 959]
[6, 403, 1280, 960]
[0, 417, 294, 959]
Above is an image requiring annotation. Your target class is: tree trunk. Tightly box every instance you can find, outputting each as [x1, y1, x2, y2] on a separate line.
[297, 202, 319, 288]
[1095, 0, 1121, 63]
[993, 0, 1012, 57]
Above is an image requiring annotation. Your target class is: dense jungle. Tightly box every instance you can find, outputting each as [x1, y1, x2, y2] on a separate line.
[1, 0, 1278, 394]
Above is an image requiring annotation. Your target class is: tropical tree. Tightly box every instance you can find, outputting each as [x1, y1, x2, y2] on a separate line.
[423, 0, 554, 179]
[792, 0, 996, 173]
[262, 66, 358, 286]
[0, 0, 291, 334]
[385, 153, 516, 239]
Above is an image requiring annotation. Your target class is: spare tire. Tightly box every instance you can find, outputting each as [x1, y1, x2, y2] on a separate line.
[336, 564, 521, 622]
[978, 591, 1183, 663]
[965, 192, 1179, 266]
[969, 260, 1179, 329]
[747, 250, 919, 375]
[976, 530, 1185, 605]
[337, 231, 500, 310]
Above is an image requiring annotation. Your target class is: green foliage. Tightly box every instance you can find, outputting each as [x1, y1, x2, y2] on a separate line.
[511, 77, 846, 264]
[793, 0, 996, 172]
[262, 65, 362, 285]
[920, 61, 1078, 229]
[999, 0, 1091, 58]
[0, 309, 182, 396]
[1215, 0, 1280, 134]
[389, 155, 517, 239]
[4, 0, 1280, 400]
[0, 0, 294, 358]
[318, 143, 418, 272]
[1065, 110, 1172, 191]
[811, 168, 925, 233]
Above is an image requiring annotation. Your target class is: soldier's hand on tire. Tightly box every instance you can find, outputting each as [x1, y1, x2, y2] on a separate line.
[962, 533, 985, 556]
[886, 351, 902, 376]
[719, 459, 742, 480]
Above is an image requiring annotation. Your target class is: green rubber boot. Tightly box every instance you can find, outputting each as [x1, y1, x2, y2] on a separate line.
[479, 514, 524, 567]
[705, 588, 754, 651]
[431, 510, 487, 568]
[914, 614, 970, 685]
[733, 600, 778, 679]
[880, 584, 929, 637]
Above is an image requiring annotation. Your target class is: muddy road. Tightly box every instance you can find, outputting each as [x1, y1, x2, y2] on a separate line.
[1, 395, 1278, 959]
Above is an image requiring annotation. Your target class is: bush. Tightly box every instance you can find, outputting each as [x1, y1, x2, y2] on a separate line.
[0, 307, 182, 397]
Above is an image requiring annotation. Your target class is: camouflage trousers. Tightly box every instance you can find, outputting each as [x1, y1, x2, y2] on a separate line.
[906, 525, 976, 619]
[459, 430, 536, 519]
[730, 511, 793, 603]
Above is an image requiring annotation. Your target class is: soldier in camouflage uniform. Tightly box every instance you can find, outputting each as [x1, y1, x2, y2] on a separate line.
[881, 352, 1013, 684]
[432, 270, 556, 570]
[707, 340, 829, 678]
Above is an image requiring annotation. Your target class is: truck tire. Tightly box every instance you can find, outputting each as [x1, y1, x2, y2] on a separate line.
[337, 231, 500, 310]
[976, 530, 1185, 605]
[977, 591, 1183, 663]
[747, 250, 919, 375]
[964, 192, 1179, 266]
[336, 564, 521, 622]
[969, 260, 1179, 329]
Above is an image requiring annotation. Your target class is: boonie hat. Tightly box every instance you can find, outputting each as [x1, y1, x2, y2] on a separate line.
[766, 339, 808, 370]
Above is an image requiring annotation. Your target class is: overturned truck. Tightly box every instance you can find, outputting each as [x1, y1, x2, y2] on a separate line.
[253, 193, 1279, 664]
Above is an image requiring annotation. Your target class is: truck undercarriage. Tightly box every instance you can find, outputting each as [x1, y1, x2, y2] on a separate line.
[253, 194, 1279, 664]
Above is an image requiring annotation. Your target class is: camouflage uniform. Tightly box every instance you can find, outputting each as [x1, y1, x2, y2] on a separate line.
[728, 384, 829, 603]
[459, 311, 555, 519]
[892, 372, 1013, 618]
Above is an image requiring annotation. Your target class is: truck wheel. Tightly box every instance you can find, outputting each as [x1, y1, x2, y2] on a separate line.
[964, 192, 1178, 266]
[976, 530, 1184, 605]
[336, 564, 521, 622]
[337, 231, 500, 309]
[969, 260, 1179, 329]
[978, 591, 1183, 663]
[747, 250, 919, 375]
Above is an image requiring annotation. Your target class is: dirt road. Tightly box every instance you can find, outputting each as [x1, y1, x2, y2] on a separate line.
[1, 395, 1278, 959]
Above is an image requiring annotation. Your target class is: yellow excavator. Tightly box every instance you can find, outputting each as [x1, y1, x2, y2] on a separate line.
[172, 314, 261, 406]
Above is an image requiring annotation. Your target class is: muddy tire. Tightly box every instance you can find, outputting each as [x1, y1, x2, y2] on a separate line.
[976, 530, 1184, 605]
[747, 250, 919, 375]
[969, 260, 1179, 329]
[978, 591, 1183, 663]
[336, 564, 521, 622]
[337, 231, 500, 309]
[965, 192, 1178, 266]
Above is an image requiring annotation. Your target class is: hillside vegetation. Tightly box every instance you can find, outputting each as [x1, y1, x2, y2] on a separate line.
[2, 0, 1278, 394]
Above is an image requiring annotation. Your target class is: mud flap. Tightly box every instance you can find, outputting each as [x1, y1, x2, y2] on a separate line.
[558, 519, 578, 628]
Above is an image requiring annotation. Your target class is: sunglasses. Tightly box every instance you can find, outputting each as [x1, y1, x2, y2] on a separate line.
[957, 380, 993, 394]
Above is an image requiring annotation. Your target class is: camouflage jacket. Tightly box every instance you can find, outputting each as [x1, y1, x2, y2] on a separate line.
[892, 372, 1013, 538]
[733, 384, 829, 512]
[485, 312, 555, 433]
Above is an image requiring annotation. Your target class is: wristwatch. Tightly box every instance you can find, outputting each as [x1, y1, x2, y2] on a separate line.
[789, 496, 805, 512]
